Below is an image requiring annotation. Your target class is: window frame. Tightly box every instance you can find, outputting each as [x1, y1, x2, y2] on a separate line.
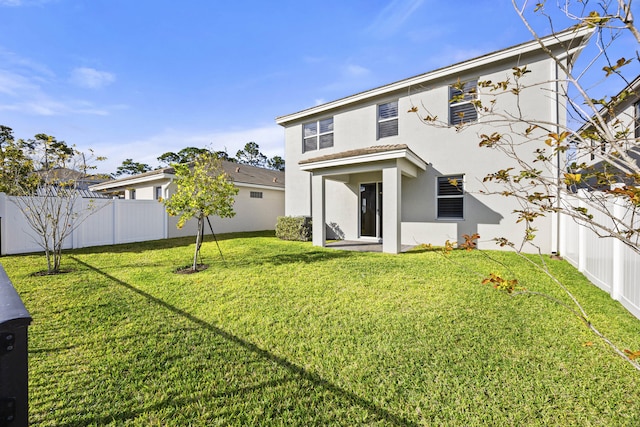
[303, 117, 334, 153]
[436, 175, 465, 220]
[449, 80, 478, 126]
[377, 100, 399, 139]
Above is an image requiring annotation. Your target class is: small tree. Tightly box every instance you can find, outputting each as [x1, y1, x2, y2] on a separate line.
[163, 153, 238, 271]
[157, 147, 212, 167]
[114, 158, 152, 176]
[6, 132, 105, 273]
[213, 148, 237, 162]
[235, 142, 267, 167]
[410, 1, 640, 369]
[410, 2, 640, 255]
[267, 155, 285, 171]
[0, 126, 38, 194]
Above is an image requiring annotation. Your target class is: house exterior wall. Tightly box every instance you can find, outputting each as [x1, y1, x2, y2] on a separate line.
[98, 175, 285, 238]
[130, 186, 156, 200]
[282, 50, 563, 252]
[123, 179, 167, 200]
[167, 185, 285, 238]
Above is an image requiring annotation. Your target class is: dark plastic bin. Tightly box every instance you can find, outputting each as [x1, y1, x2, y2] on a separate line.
[0, 265, 32, 427]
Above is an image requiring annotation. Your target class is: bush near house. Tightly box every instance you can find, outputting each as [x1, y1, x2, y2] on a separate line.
[275, 215, 312, 241]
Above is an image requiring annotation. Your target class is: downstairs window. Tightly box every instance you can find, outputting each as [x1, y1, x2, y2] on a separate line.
[437, 175, 464, 219]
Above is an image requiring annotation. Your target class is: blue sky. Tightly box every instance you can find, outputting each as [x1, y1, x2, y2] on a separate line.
[1, 0, 638, 174]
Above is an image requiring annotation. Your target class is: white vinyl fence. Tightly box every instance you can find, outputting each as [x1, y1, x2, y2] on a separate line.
[0, 193, 166, 255]
[560, 193, 640, 320]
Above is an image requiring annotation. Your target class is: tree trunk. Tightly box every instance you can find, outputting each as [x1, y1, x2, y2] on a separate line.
[193, 216, 204, 271]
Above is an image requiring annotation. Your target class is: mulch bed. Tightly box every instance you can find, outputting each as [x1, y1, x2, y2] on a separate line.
[174, 264, 209, 274]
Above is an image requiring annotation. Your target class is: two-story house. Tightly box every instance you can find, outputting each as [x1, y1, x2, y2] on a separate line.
[276, 26, 593, 254]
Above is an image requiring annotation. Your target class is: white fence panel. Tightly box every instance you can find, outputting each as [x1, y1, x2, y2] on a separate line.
[0, 194, 75, 255]
[114, 200, 165, 244]
[560, 192, 640, 320]
[561, 205, 580, 268]
[583, 204, 614, 293]
[621, 243, 640, 319]
[74, 199, 116, 248]
[0, 194, 166, 254]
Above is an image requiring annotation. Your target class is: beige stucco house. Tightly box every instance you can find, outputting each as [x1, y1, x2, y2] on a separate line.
[276, 26, 593, 254]
[90, 161, 285, 237]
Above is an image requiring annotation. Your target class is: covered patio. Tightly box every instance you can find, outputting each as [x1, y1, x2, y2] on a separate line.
[300, 144, 427, 254]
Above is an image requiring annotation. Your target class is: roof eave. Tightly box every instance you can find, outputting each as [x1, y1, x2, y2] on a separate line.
[234, 182, 285, 191]
[89, 173, 175, 191]
[300, 147, 427, 172]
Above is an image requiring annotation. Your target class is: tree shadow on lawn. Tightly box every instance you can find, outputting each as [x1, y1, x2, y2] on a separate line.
[62, 376, 302, 426]
[246, 248, 357, 266]
[71, 231, 276, 256]
[67, 256, 418, 426]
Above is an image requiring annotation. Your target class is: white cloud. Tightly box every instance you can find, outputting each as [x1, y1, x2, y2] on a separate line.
[345, 64, 371, 77]
[0, 49, 122, 116]
[425, 47, 489, 69]
[366, 0, 425, 38]
[0, 0, 56, 6]
[0, 69, 36, 97]
[320, 62, 374, 94]
[70, 67, 115, 89]
[0, 68, 114, 116]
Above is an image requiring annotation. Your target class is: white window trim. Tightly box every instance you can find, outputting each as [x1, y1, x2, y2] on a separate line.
[436, 175, 465, 220]
[303, 117, 334, 153]
[377, 101, 398, 139]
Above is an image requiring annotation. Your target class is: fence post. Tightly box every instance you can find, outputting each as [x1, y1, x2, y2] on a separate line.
[0, 193, 5, 257]
[0, 265, 32, 427]
[112, 199, 118, 245]
[610, 199, 625, 301]
[577, 191, 587, 273]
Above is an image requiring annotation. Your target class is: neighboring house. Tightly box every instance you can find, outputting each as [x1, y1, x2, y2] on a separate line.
[276, 26, 593, 254]
[574, 74, 640, 175]
[90, 161, 285, 237]
[34, 167, 112, 198]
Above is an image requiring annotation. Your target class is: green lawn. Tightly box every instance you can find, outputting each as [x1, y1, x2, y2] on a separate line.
[2, 231, 640, 426]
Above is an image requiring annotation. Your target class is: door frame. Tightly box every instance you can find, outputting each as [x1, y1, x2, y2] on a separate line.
[359, 181, 383, 241]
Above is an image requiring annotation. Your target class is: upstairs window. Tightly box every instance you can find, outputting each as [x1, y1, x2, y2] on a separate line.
[437, 175, 464, 219]
[250, 191, 263, 199]
[129, 189, 136, 200]
[154, 186, 162, 200]
[378, 101, 398, 138]
[303, 118, 334, 153]
[449, 80, 478, 126]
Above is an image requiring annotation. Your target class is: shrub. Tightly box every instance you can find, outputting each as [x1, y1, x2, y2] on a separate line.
[275, 216, 312, 241]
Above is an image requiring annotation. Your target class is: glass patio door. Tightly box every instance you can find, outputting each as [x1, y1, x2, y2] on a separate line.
[360, 182, 382, 238]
